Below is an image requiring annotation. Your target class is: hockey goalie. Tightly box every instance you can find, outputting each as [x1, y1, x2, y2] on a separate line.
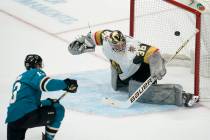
[68, 29, 197, 107]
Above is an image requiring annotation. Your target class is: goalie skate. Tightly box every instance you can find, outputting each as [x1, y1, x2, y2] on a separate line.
[183, 92, 199, 107]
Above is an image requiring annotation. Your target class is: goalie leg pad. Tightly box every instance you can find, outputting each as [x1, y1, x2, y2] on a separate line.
[128, 80, 184, 106]
[111, 65, 118, 91]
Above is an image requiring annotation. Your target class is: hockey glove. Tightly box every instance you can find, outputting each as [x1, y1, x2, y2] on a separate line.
[64, 78, 78, 93]
[149, 51, 166, 80]
[68, 32, 96, 55]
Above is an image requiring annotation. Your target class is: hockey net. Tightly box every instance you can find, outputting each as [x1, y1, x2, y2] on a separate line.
[130, 0, 210, 101]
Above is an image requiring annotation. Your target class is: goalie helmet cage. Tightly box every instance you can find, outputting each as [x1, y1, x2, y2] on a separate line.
[130, 0, 210, 101]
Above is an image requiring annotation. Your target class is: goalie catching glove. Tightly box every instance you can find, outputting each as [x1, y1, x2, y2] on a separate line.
[68, 32, 96, 55]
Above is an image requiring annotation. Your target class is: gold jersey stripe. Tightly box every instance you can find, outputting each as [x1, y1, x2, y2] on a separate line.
[94, 31, 103, 45]
[144, 47, 159, 64]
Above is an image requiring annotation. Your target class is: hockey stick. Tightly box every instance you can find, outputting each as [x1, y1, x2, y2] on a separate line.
[56, 85, 77, 102]
[102, 29, 199, 108]
[57, 91, 69, 102]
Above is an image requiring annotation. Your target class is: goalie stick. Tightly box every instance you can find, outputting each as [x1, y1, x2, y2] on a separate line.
[102, 29, 199, 108]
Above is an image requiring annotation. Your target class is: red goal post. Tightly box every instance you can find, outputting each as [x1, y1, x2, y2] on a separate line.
[129, 0, 210, 100]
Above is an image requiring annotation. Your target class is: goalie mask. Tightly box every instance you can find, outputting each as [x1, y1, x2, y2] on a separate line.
[109, 30, 126, 52]
[24, 54, 43, 70]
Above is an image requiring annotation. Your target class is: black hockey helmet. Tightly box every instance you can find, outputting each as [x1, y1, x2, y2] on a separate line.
[24, 54, 43, 70]
[110, 30, 126, 45]
[109, 30, 126, 51]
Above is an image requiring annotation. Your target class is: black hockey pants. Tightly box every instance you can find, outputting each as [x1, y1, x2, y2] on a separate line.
[7, 106, 55, 140]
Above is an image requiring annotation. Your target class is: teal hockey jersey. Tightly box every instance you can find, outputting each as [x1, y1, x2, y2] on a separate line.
[6, 68, 67, 123]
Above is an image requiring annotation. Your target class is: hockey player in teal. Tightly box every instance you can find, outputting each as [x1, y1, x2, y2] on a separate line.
[6, 54, 78, 140]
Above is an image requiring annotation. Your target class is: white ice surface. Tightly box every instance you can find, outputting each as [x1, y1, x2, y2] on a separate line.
[1, 0, 210, 140]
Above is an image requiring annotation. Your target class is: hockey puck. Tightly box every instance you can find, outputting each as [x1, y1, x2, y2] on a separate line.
[174, 31, 180, 36]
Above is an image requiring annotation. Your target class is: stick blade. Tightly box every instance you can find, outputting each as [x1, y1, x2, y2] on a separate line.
[102, 97, 130, 109]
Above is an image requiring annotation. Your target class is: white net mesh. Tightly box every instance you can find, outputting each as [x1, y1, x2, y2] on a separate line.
[132, 0, 210, 100]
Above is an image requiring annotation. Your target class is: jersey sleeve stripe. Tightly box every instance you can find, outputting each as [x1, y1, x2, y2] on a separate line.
[144, 47, 159, 64]
[46, 125, 59, 136]
[47, 125, 59, 131]
[40, 77, 50, 92]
